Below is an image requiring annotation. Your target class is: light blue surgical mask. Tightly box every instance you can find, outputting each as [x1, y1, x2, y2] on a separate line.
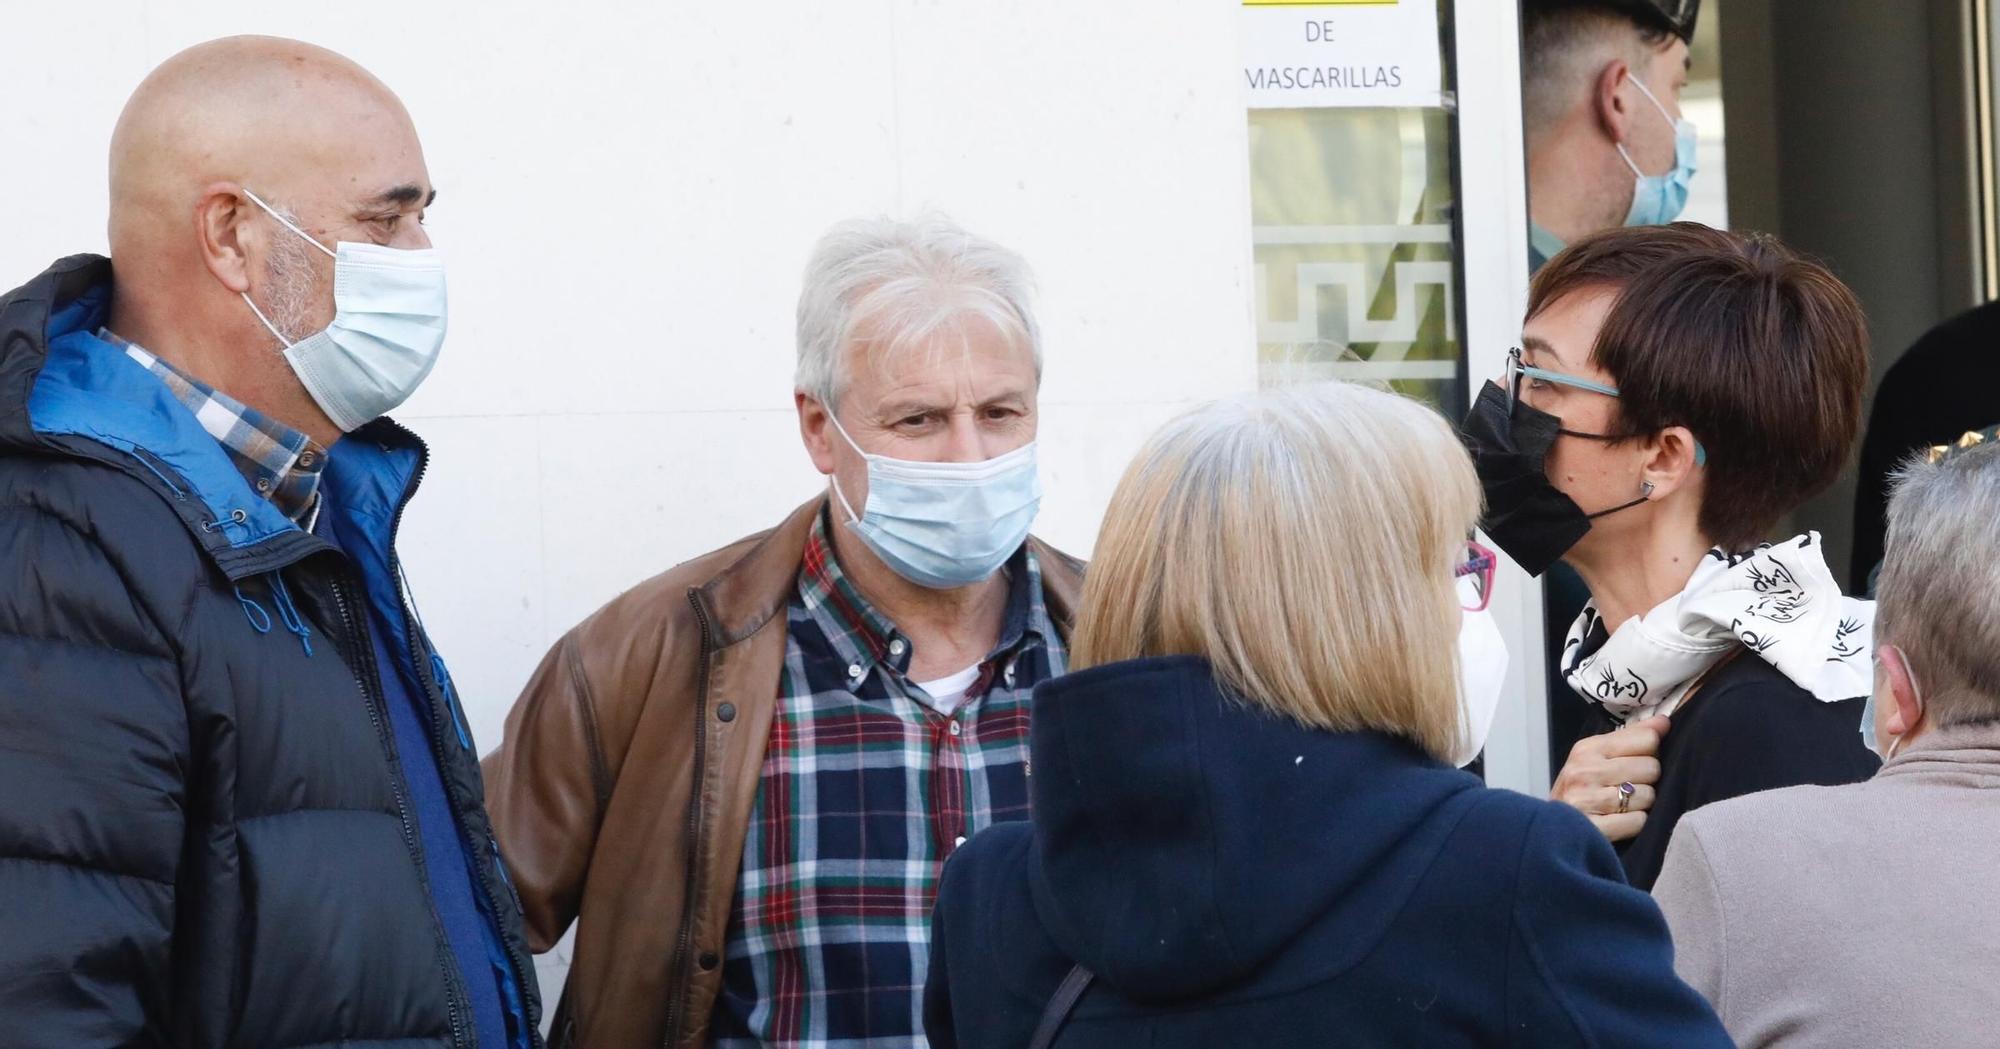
[1618, 76, 1697, 227]
[239, 188, 448, 432]
[826, 413, 1041, 590]
[1859, 686, 1881, 757]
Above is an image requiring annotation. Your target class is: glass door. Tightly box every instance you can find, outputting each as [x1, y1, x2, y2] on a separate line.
[1239, 0, 1547, 791]
[1244, 0, 1465, 410]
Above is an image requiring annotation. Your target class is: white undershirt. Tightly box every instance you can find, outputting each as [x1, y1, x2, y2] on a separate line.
[913, 662, 983, 716]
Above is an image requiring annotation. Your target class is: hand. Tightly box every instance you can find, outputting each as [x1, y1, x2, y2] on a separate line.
[1551, 715, 1669, 842]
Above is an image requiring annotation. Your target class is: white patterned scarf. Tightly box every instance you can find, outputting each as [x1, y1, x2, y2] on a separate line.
[1560, 532, 1874, 724]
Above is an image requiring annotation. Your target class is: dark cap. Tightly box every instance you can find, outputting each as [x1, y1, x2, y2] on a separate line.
[1524, 0, 1699, 43]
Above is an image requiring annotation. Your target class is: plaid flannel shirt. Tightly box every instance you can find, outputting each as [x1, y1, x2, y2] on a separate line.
[709, 509, 1066, 1048]
[101, 329, 326, 524]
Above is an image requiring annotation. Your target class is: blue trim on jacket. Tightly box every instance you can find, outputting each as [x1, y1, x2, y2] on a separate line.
[27, 284, 299, 549]
[318, 476, 524, 1049]
[23, 266, 532, 1047]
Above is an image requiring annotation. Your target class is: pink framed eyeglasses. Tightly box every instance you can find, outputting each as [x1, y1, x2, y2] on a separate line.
[1455, 540, 1497, 613]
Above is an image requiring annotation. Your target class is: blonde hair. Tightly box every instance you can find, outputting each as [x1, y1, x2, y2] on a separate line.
[1071, 382, 1483, 761]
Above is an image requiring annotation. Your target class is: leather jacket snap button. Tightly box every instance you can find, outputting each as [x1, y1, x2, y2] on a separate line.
[717, 702, 737, 723]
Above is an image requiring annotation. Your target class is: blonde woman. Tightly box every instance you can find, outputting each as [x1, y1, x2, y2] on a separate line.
[922, 383, 1726, 1048]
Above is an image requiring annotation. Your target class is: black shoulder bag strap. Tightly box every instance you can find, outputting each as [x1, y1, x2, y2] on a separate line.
[1027, 964, 1096, 1049]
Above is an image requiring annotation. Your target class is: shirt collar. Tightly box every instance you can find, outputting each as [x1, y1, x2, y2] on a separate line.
[1529, 221, 1567, 264]
[799, 505, 1047, 691]
[1879, 717, 2000, 776]
[100, 329, 327, 526]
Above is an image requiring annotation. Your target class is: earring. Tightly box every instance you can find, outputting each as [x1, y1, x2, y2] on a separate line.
[1640, 481, 1656, 498]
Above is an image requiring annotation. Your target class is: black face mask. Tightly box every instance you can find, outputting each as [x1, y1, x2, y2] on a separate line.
[1458, 380, 1649, 577]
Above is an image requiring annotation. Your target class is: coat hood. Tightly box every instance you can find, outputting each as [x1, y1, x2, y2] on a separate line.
[1026, 656, 1479, 1002]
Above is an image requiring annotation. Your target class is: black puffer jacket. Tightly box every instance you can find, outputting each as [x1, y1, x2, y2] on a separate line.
[0, 255, 541, 1047]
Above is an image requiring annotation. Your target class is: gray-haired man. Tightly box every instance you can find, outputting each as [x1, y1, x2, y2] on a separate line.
[483, 215, 1085, 1048]
[1654, 437, 2000, 1047]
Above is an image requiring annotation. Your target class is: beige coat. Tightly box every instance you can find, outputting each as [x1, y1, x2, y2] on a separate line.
[1653, 720, 2000, 1048]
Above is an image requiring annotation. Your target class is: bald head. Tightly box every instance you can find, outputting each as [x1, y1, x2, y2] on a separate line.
[110, 36, 425, 258]
[104, 36, 435, 446]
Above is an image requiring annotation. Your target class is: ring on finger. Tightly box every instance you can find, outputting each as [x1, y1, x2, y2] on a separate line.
[1616, 781, 1636, 815]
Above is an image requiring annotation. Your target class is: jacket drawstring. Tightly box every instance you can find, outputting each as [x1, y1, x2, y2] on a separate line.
[233, 586, 273, 634]
[267, 571, 314, 657]
[398, 560, 473, 750]
[429, 651, 471, 750]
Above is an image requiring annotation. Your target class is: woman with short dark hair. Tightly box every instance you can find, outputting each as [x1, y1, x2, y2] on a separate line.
[1461, 222, 1880, 889]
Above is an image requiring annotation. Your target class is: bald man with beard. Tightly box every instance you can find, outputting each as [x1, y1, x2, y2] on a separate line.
[0, 37, 539, 1047]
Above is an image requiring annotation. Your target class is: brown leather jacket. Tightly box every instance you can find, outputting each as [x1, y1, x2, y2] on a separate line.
[482, 498, 1084, 1048]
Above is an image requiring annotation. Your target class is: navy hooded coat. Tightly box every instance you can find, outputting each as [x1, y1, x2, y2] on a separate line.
[924, 657, 1730, 1048]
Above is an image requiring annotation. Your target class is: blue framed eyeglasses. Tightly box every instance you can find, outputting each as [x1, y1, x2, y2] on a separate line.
[1504, 346, 1621, 402]
[1504, 347, 1708, 467]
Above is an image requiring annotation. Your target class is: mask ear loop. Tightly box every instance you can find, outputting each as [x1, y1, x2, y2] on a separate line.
[1627, 74, 1677, 124]
[1616, 142, 1650, 180]
[241, 292, 297, 349]
[828, 474, 865, 527]
[823, 408, 872, 526]
[1884, 643, 1924, 760]
[1584, 494, 1650, 520]
[238, 187, 338, 349]
[240, 188, 338, 260]
[1615, 74, 1679, 178]
[1561, 428, 1703, 519]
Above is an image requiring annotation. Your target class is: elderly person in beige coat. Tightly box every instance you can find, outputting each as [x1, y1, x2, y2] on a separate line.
[1653, 437, 2000, 1048]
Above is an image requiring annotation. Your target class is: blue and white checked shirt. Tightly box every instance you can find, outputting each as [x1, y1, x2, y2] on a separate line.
[100, 329, 326, 525]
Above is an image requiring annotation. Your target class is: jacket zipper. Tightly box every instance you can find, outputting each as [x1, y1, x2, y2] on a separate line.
[385, 429, 540, 1049]
[329, 574, 471, 1049]
[401, 571, 538, 1046]
[661, 589, 717, 1047]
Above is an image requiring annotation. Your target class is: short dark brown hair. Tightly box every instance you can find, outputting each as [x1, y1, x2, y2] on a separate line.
[1528, 223, 1869, 550]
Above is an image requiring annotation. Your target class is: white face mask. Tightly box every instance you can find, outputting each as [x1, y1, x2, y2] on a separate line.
[239, 188, 448, 432]
[1454, 586, 1510, 768]
[826, 411, 1042, 590]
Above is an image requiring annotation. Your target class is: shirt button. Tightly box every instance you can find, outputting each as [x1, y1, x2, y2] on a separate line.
[255, 478, 272, 492]
[298, 452, 315, 466]
[847, 663, 864, 681]
[889, 639, 906, 657]
[954, 836, 967, 848]
[1004, 665, 1017, 688]
[948, 720, 962, 736]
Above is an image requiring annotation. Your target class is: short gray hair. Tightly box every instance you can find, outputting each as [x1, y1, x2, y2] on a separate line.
[794, 214, 1041, 408]
[1877, 442, 2000, 725]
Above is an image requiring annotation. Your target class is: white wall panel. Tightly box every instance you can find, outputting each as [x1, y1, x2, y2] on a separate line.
[0, 0, 1259, 770]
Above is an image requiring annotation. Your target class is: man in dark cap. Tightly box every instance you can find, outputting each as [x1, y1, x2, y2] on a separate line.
[1521, 0, 1699, 269]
